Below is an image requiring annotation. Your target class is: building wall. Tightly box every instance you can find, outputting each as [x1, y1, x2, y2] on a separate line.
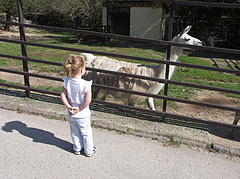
[130, 7, 162, 40]
[102, 8, 107, 26]
[103, 7, 162, 40]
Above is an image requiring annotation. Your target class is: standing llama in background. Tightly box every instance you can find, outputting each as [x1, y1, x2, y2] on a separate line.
[72, 26, 202, 110]
[207, 36, 216, 47]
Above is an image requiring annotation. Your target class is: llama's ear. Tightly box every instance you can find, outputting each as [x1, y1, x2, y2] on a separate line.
[179, 26, 192, 36]
[184, 26, 192, 34]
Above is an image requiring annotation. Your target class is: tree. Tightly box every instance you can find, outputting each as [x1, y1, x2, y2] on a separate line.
[0, 0, 17, 30]
[22, 0, 104, 28]
[173, 0, 240, 47]
[58, 0, 105, 28]
[0, 0, 36, 30]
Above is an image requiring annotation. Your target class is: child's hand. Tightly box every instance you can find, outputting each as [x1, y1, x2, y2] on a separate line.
[72, 107, 80, 115]
[68, 106, 79, 116]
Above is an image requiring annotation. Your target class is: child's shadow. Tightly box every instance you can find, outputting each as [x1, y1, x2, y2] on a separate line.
[2, 121, 73, 153]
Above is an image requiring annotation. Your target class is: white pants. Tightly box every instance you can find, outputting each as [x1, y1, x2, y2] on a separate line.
[68, 115, 94, 155]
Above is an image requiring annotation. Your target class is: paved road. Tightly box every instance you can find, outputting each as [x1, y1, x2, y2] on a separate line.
[1, 108, 240, 179]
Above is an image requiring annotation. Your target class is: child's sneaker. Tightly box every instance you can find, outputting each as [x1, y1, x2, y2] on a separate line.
[74, 150, 80, 155]
[85, 146, 97, 157]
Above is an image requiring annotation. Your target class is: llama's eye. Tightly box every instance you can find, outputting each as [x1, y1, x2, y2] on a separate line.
[185, 38, 190, 41]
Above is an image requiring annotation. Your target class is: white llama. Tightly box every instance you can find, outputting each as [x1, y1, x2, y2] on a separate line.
[77, 26, 202, 110]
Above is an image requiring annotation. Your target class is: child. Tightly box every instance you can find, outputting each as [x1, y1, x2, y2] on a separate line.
[61, 55, 96, 157]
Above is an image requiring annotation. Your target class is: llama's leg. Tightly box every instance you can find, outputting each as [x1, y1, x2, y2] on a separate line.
[98, 90, 109, 101]
[128, 101, 136, 106]
[100, 92, 107, 101]
[146, 97, 155, 110]
[92, 88, 100, 99]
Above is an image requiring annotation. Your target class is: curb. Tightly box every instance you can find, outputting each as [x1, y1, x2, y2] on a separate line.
[1, 102, 240, 157]
[93, 120, 208, 148]
[0, 102, 65, 120]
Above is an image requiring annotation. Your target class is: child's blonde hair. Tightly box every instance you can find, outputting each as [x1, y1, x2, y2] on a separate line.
[63, 55, 85, 77]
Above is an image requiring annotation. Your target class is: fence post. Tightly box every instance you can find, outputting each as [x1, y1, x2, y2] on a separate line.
[162, 3, 174, 120]
[17, 0, 30, 97]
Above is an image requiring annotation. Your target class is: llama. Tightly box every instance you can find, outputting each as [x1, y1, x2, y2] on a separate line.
[77, 26, 202, 110]
[207, 36, 216, 47]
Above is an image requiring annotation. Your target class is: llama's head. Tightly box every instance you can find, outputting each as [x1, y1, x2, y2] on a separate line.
[80, 53, 97, 67]
[173, 26, 202, 47]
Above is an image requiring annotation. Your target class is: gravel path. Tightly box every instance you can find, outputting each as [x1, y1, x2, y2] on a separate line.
[1, 108, 240, 179]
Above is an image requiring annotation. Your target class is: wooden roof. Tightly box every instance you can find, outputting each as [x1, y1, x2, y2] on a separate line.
[104, 1, 162, 7]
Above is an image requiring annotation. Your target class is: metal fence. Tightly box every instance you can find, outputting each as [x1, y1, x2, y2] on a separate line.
[0, 0, 240, 130]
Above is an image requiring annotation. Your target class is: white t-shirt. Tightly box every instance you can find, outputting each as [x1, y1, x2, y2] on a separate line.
[63, 77, 92, 118]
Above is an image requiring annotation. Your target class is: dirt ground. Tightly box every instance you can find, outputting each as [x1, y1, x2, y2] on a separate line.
[0, 29, 239, 126]
[168, 90, 239, 124]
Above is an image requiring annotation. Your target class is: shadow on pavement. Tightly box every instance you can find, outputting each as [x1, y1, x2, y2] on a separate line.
[0, 88, 208, 131]
[2, 121, 73, 153]
[2, 88, 240, 146]
[208, 124, 240, 142]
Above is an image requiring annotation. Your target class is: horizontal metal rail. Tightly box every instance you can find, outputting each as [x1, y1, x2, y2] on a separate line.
[0, 39, 239, 76]
[93, 83, 240, 112]
[0, 68, 63, 82]
[0, 81, 240, 130]
[0, 53, 62, 66]
[1, 60, 240, 96]
[0, 51, 240, 95]
[0, 81, 59, 96]
[151, 0, 240, 8]
[0, 68, 239, 113]
[0, 35, 239, 114]
[1, 21, 240, 55]
[88, 68, 240, 95]
[0, 3, 239, 130]
[94, 99, 240, 130]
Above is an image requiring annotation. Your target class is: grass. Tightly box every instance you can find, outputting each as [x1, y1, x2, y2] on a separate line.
[36, 86, 62, 93]
[0, 59, 9, 66]
[0, 79, 23, 86]
[0, 79, 62, 93]
[177, 56, 240, 83]
[0, 29, 239, 108]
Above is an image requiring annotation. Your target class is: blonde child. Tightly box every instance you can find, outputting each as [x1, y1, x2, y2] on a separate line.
[61, 55, 96, 157]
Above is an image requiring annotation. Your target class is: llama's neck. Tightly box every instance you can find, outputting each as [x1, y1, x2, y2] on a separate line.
[148, 46, 183, 95]
[163, 46, 183, 62]
[155, 46, 183, 79]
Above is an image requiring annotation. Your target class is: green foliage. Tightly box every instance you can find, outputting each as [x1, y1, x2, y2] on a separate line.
[177, 57, 240, 83]
[173, 0, 240, 48]
[23, 0, 104, 28]
[0, 59, 9, 66]
[0, 79, 23, 87]
[168, 84, 196, 99]
[0, 0, 16, 13]
[35, 85, 61, 93]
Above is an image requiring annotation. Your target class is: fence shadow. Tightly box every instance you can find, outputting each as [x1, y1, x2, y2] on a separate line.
[2, 120, 73, 153]
[1, 88, 240, 142]
[208, 124, 240, 142]
[90, 102, 208, 131]
[0, 88, 208, 131]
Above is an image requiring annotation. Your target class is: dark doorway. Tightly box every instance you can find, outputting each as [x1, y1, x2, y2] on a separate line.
[107, 7, 130, 36]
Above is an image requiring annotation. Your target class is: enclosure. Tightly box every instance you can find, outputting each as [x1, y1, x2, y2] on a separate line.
[0, 0, 240, 135]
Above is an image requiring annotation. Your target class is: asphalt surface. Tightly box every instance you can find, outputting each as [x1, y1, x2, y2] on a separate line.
[1, 108, 240, 179]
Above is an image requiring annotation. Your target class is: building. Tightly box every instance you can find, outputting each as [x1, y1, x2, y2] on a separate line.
[102, 0, 165, 40]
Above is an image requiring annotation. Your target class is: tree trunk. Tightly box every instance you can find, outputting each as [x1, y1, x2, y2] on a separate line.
[4, 9, 12, 31]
